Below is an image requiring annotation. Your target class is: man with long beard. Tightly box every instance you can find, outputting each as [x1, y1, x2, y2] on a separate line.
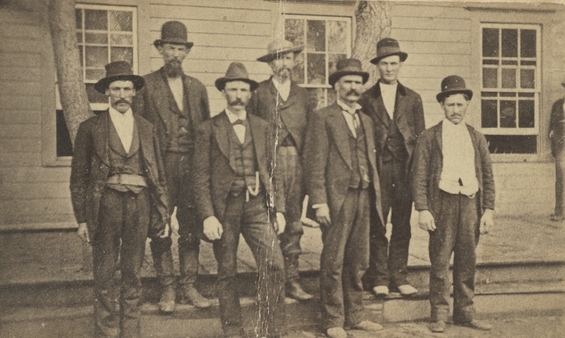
[132, 21, 211, 313]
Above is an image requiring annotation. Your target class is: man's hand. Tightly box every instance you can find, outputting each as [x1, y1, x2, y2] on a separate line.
[480, 209, 495, 234]
[159, 223, 170, 238]
[77, 222, 90, 244]
[203, 216, 223, 241]
[418, 210, 436, 231]
[315, 204, 331, 227]
[275, 212, 286, 235]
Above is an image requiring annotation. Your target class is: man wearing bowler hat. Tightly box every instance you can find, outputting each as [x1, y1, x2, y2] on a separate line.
[412, 75, 495, 333]
[71, 61, 170, 337]
[132, 20, 211, 312]
[303, 59, 384, 338]
[359, 38, 425, 298]
[549, 77, 565, 222]
[193, 62, 286, 338]
[248, 39, 313, 301]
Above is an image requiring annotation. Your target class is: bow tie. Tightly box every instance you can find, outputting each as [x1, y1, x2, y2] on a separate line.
[232, 119, 244, 125]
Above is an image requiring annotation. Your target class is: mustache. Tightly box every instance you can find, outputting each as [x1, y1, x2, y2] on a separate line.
[346, 89, 360, 96]
[114, 99, 131, 105]
[229, 99, 245, 106]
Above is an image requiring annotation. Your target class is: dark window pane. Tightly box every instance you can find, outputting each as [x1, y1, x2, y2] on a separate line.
[483, 68, 497, 88]
[500, 100, 516, 128]
[519, 100, 535, 128]
[501, 68, 516, 88]
[85, 46, 107, 68]
[292, 51, 304, 84]
[285, 19, 304, 46]
[482, 28, 499, 57]
[85, 9, 107, 30]
[307, 53, 325, 85]
[520, 69, 535, 89]
[86, 83, 108, 103]
[500, 92, 516, 97]
[76, 9, 82, 29]
[85, 33, 108, 44]
[481, 92, 497, 97]
[328, 21, 347, 53]
[481, 99, 498, 128]
[111, 47, 133, 65]
[486, 135, 536, 154]
[483, 59, 499, 65]
[501, 29, 517, 57]
[501, 60, 517, 65]
[520, 29, 536, 58]
[56, 110, 73, 157]
[109, 11, 132, 32]
[307, 20, 325, 52]
[76, 32, 83, 43]
[521, 60, 536, 66]
[78, 47, 84, 68]
[518, 92, 535, 97]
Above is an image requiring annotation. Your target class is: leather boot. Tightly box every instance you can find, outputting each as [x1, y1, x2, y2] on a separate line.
[284, 255, 312, 301]
[150, 244, 176, 314]
[178, 245, 211, 308]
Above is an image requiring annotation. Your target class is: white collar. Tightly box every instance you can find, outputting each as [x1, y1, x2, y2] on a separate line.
[224, 109, 247, 123]
[442, 118, 467, 132]
[272, 77, 291, 89]
[337, 99, 362, 114]
[379, 81, 398, 91]
[109, 106, 133, 119]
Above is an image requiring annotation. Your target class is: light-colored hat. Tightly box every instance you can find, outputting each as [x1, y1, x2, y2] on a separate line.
[257, 39, 304, 63]
[94, 61, 144, 94]
[370, 38, 408, 65]
[215, 62, 259, 91]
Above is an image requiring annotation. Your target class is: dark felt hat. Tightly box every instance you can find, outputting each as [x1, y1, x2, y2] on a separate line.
[153, 21, 194, 49]
[215, 62, 258, 91]
[328, 58, 369, 87]
[436, 75, 473, 102]
[370, 38, 408, 65]
[257, 39, 304, 63]
[94, 61, 144, 94]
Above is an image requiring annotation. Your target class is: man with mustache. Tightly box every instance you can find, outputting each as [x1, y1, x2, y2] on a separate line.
[412, 75, 495, 333]
[132, 21, 211, 313]
[193, 62, 286, 338]
[71, 61, 170, 337]
[358, 38, 425, 298]
[248, 39, 313, 301]
[304, 59, 384, 338]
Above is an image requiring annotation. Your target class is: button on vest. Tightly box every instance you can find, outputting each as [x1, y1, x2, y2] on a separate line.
[228, 121, 259, 196]
[107, 120, 145, 194]
[348, 118, 371, 189]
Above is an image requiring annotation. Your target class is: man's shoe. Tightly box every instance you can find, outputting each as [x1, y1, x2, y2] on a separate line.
[454, 320, 492, 331]
[158, 285, 176, 314]
[373, 285, 389, 297]
[180, 285, 212, 308]
[326, 327, 347, 338]
[351, 320, 383, 331]
[397, 284, 418, 297]
[286, 280, 313, 301]
[429, 320, 446, 333]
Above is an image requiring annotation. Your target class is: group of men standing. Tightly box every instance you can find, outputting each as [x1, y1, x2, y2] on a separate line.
[70, 20, 495, 338]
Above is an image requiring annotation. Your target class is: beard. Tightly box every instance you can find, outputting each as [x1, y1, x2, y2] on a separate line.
[164, 60, 183, 78]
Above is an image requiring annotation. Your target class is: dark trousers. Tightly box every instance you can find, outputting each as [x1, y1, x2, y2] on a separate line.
[213, 192, 286, 337]
[320, 188, 370, 329]
[429, 191, 480, 323]
[276, 146, 305, 281]
[367, 157, 412, 288]
[150, 151, 202, 287]
[93, 188, 149, 338]
[554, 148, 565, 216]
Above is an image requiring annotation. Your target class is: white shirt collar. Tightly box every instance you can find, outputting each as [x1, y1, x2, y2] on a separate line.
[224, 109, 247, 123]
[272, 77, 291, 100]
[379, 81, 398, 92]
[442, 118, 467, 132]
[109, 106, 133, 119]
[336, 99, 362, 114]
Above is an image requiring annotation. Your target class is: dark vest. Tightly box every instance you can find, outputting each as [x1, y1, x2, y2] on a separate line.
[163, 75, 194, 153]
[107, 119, 145, 193]
[228, 120, 259, 196]
[348, 117, 370, 189]
[383, 114, 408, 162]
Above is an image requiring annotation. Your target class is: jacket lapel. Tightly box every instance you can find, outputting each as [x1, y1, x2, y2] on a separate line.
[136, 115, 153, 161]
[93, 110, 110, 166]
[327, 104, 352, 168]
[248, 115, 267, 177]
[434, 121, 443, 153]
[369, 84, 391, 127]
[213, 112, 231, 162]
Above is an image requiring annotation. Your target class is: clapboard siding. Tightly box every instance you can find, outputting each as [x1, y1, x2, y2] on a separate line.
[0, 124, 41, 139]
[0, 198, 74, 223]
[0, 183, 70, 200]
[150, 3, 272, 24]
[0, 65, 41, 82]
[0, 110, 41, 125]
[0, 167, 70, 183]
[148, 30, 271, 50]
[392, 3, 470, 19]
[151, 18, 271, 37]
[0, 152, 42, 167]
[393, 28, 470, 43]
[1, 138, 41, 153]
[0, 52, 40, 68]
[392, 16, 471, 31]
[150, 46, 267, 62]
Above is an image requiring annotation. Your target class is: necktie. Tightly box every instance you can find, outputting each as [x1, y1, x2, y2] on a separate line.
[344, 110, 360, 137]
[232, 119, 245, 143]
[232, 119, 244, 125]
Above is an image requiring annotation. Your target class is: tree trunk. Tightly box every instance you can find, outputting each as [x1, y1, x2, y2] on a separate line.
[351, 0, 391, 88]
[48, 0, 92, 145]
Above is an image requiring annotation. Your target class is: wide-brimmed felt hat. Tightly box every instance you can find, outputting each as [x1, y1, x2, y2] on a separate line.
[153, 21, 194, 49]
[370, 38, 408, 65]
[328, 58, 369, 87]
[94, 61, 144, 94]
[215, 62, 259, 91]
[257, 39, 304, 63]
[436, 75, 473, 102]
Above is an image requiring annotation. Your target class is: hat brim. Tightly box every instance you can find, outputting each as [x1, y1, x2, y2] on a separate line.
[370, 51, 408, 65]
[257, 45, 304, 63]
[215, 77, 259, 92]
[154, 39, 194, 49]
[94, 75, 145, 94]
[436, 89, 473, 102]
[329, 71, 370, 87]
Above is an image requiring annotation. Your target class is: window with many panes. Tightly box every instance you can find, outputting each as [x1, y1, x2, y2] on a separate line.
[480, 24, 540, 154]
[284, 15, 351, 110]
[56, 4, 137, 157]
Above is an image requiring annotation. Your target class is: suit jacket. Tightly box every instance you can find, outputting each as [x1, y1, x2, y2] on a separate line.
[549, 98, 565, 157]
[247, 78, 312, 153]
[303, 102, 384, 225]
[132, 67, 210, 155]
[411, 121, 495, 218]
[70, 110, 170, 239]
[358, 81, 425, 172]
[193, 112, 278, 222]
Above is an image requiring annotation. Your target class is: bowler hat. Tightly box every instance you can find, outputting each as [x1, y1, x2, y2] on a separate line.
[436, 75, 473, 102]
[215, 62, 259, 91]
[153, 21, 194, 49]
[328, 58, 369, 87]
[94, 61, 144, 94]
[370, 38, 408, 65]
[257, 39, 304, 63]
